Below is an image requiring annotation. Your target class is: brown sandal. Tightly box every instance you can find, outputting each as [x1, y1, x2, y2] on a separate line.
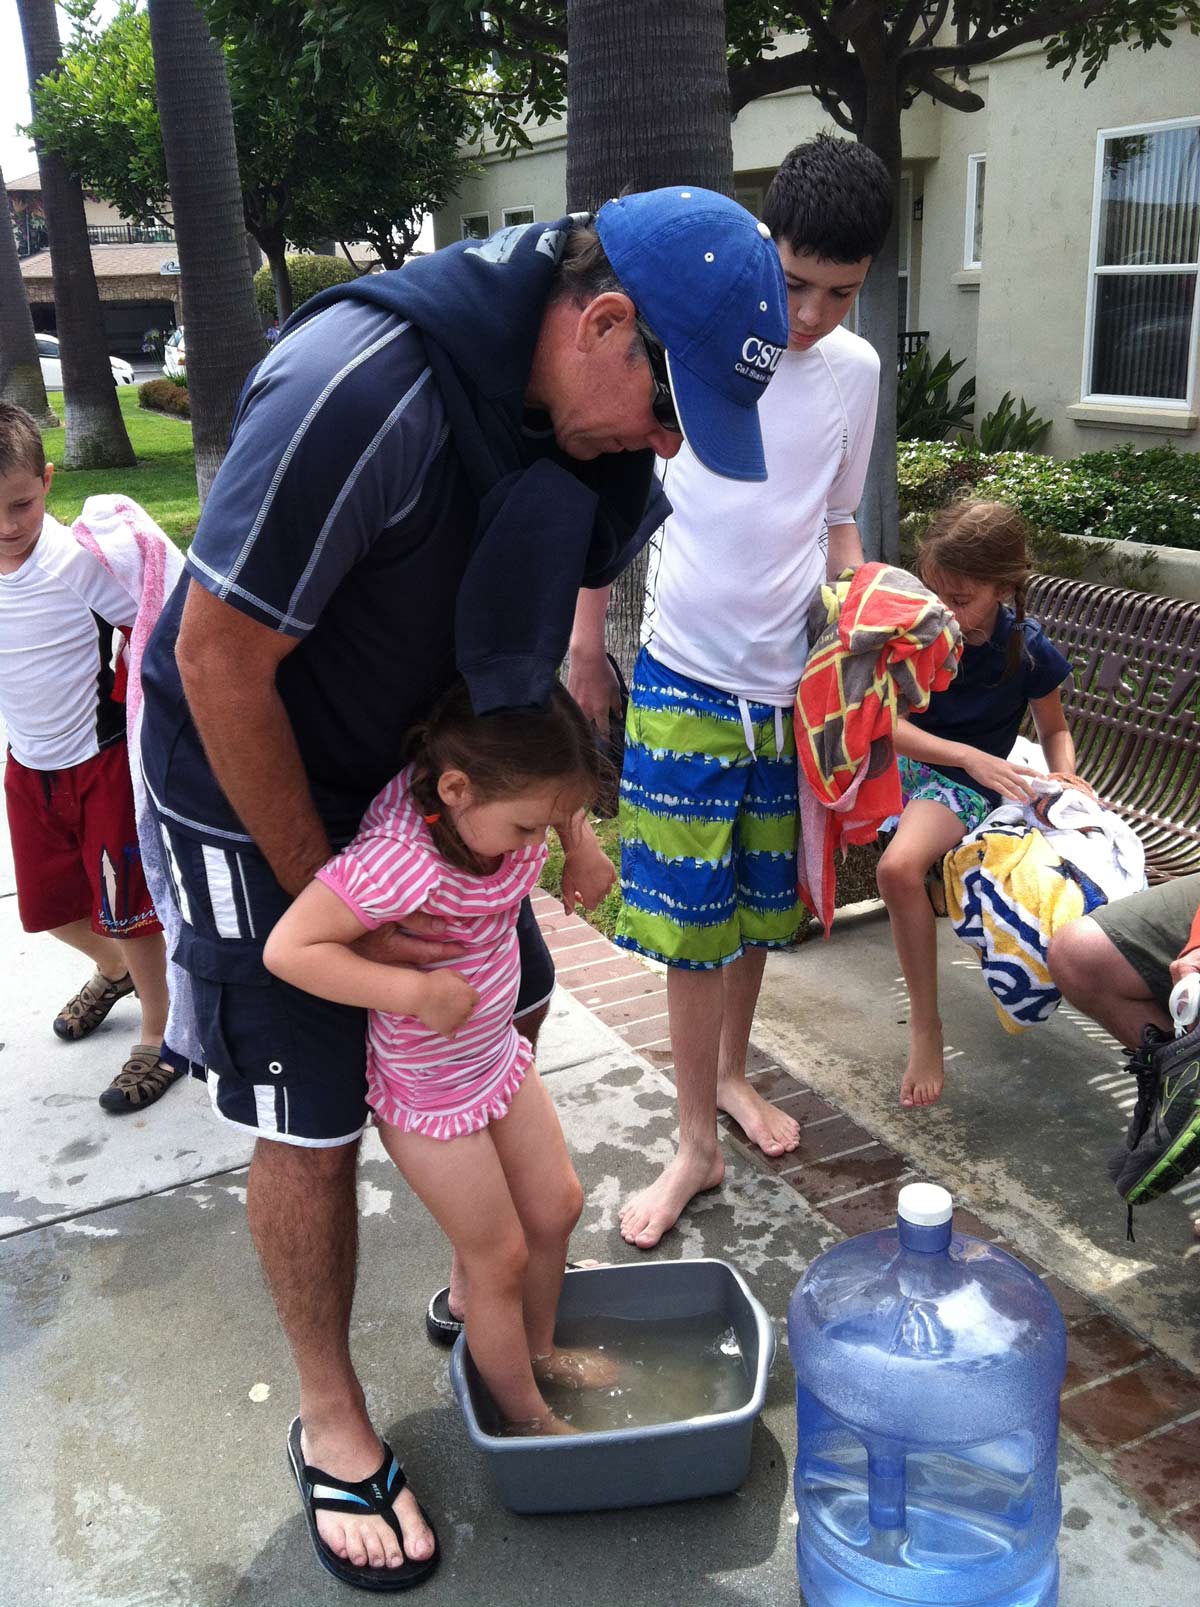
[53, 969, 135, 1041]
[98, 1045, 184, 1114]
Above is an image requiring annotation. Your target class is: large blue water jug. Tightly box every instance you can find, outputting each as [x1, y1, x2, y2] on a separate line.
[789, 1183, 1066, 1607]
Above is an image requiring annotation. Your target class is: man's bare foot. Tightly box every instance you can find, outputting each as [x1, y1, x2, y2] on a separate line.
[619, 1148, 725, 1250]
[300, 1420, 435, 1573]
[533, 1345, 620, 1390]
[900, 1025, 945, 1108]
[717, 1078, 800, 1156]
[500, 1410, 577, 1437]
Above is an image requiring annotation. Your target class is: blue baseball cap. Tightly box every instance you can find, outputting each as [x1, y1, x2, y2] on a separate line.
[596, 187, 789, 482]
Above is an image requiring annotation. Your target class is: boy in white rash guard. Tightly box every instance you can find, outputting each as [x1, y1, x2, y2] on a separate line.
[0, 402, 174, 1111]
[569, 135, 892, 1248]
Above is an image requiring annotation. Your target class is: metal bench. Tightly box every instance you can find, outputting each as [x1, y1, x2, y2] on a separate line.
[1026, 573, 1200, 880]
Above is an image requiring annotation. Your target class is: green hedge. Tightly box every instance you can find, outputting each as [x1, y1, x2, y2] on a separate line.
[138, 378, 190, 419]
[254, 253, 361, 319]
[899, 440, 1200, 552]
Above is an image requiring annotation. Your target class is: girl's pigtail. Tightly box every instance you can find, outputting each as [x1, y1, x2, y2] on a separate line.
[1002, 577, 1029, 683]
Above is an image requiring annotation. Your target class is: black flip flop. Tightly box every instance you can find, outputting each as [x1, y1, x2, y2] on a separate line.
[425, 1262, 583, 1347]
[287, 1417, 439, 1593]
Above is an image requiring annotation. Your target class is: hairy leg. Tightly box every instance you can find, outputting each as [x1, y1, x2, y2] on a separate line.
[1047, 918, 1171, 1049]
[715, 946, 799, 1155]
[619, 966, 726, 1251]
[445, 998, 550, 1323]
[246, 1137, 434, 1573]
[876, 801, 969, 1109]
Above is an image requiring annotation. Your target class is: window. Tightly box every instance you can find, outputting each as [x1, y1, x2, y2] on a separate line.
[502, 206, 535, 228]
[734, 185, 763, 218]
[964, 154, 985, 270]
[898, 173, 914, 328]
[1083, 118, 1200, 405]
[460, 212, 490, 241]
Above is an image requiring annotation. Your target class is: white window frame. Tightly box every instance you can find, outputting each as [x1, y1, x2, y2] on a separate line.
[502, 205, 536, 228]
[460, 211, 490, 240]
[1080, 115, 1200, 410]
[964, 153, 985, 271]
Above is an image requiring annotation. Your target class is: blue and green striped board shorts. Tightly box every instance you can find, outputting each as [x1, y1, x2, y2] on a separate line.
[616, 648, 804, 970]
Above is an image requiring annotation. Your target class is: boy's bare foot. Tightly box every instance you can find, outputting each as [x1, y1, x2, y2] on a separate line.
[501, 1410, 577, 1437]
[900, 1025, 945, 1108]
[300, 1420, 435, 1573]
[533, 1345, 620, 1391]
[619, 1148, 724, 1250]
[717, 1079, 800, 1156]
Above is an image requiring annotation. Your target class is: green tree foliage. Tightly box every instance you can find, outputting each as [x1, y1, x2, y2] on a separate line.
[29, 1, 483, 311]
[252, 253, 359, 319]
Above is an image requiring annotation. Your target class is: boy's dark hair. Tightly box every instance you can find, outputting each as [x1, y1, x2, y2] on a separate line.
[763, 133, 893, 263]
[407, 680, 607, 872]
[0, 402, 46, 478]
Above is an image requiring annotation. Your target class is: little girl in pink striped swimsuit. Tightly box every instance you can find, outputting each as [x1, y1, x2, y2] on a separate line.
[265, 682, 616, 1435]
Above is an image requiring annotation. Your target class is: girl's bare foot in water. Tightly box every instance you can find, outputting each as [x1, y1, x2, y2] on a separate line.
[900, 1024, 945, 1108]
[532, 1345, 620, 1390]
[501, 1410, 577, 1437]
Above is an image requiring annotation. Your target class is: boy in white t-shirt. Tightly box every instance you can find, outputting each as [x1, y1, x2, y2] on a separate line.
[0, 402, 176, 1112]
[569, 136, 892, 1248]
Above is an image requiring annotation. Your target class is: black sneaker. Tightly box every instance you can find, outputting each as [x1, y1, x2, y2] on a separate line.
[1114, 1026, 1168, 1154]
[1109, 1021, 1200, 1206]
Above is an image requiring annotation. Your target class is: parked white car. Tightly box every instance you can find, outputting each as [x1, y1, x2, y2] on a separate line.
[36, 333, 135, 390]
[163, 327, 186, 378]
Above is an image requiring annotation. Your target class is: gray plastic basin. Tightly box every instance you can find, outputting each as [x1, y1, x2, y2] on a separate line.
[449, 1257, 776, 1513]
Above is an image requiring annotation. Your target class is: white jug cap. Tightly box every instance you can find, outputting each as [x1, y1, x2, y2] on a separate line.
[898, 1183, 953, 1227]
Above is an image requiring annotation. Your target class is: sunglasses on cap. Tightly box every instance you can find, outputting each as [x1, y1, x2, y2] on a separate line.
[637, 322, 682, 436]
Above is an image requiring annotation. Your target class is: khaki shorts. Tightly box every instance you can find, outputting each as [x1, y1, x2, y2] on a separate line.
[1091, 872, 1200, 1008]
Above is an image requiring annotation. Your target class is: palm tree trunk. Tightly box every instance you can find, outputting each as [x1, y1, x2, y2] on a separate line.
[148, 0, 265, 503]
[854, 87, 903, 565]
[16, 0, 134, 467]
[0, 161, 58, 426]
[566, 0, 734, 209]
[566, 0, 733, 673]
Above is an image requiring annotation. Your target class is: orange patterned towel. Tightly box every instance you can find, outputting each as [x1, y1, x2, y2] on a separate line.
[795, 564, 961, 933]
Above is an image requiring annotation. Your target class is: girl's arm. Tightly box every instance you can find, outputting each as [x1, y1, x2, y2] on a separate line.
[263, 881, 479, 1037]
[1030, 690, 1076, 777]
[895, 717, 1038, 803]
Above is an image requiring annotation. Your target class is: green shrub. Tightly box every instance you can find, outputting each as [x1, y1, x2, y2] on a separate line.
[898, 440, 1200, 554]
[977, 393, 1050, 453]
[138, 378, 190, 419]
[254, 253, 361, 320]
[897, 347, 975, 442]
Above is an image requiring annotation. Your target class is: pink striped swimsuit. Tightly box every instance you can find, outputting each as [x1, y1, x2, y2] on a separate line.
[315, 767, 547, 1141]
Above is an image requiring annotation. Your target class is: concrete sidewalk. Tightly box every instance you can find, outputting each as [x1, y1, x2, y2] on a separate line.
[4, 903, 1200, 1603]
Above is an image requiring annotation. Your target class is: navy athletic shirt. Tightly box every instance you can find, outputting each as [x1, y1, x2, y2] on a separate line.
[908, 607, 1071, 805]
[141, 219, 670, 852]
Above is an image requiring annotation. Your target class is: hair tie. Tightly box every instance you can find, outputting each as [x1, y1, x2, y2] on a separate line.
[423, 812, 442, 825]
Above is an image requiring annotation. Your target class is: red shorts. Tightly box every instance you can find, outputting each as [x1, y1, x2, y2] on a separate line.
[4, 742, 161, 939]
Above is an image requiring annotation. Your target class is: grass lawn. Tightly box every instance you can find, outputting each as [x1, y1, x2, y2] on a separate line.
[43, 388, 199, 548]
